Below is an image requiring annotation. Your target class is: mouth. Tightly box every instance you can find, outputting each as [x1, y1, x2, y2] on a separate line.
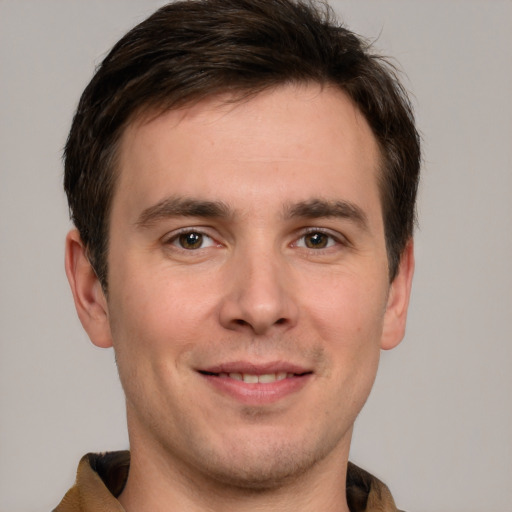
[199, 370, 310, 383]
[197, 363, 313, 404]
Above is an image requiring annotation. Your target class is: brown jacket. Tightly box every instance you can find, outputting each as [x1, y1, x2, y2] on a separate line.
[54, 451, 403, 512]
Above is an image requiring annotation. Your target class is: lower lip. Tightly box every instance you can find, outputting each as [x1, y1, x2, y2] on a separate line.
[199, 373, 312, 405]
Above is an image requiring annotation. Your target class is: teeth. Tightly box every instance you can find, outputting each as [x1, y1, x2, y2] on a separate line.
[225, 372, 291, 383]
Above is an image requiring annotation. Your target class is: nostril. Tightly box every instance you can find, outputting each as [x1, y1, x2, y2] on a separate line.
[235, 317, 287, 326]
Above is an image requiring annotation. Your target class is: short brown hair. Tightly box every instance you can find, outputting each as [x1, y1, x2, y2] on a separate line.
[64, 0, 420, 289]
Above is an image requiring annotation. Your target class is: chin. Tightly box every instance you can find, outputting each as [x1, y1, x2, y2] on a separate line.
[192, 431, 338, 491]
[202, 455, 312, 491]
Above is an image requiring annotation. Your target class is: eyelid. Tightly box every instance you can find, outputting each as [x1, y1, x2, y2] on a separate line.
[162, 227, 220, 249]
[161, 225, 349, 250]
[292, 227, 350, 249]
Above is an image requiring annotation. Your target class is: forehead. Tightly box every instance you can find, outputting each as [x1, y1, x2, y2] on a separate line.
[114, 84, 381, 221]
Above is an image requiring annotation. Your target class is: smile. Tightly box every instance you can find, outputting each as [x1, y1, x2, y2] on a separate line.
[201, 371, 297, 383]
[197, 364, 313, 404]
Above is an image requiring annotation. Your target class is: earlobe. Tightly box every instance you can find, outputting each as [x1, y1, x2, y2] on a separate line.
[380, 240, 415, 351]
[65, 229, 113, 348]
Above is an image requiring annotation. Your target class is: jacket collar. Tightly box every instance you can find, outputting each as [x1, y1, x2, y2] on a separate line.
[54, 451, 402, 512]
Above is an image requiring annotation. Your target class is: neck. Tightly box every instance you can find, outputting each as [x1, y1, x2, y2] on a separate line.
[119, 434, 351, 512]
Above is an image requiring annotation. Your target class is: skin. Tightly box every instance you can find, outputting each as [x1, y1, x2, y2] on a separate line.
[66, 83, 414, 512]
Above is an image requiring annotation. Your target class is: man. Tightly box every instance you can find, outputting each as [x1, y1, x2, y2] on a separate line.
[56, 0, 420, 510]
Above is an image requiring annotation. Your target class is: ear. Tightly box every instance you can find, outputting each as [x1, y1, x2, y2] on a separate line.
[380, 239, 415, 351]
[65, 229, 113, 348]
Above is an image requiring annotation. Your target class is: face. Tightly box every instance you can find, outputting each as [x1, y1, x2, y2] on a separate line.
[67, 84, 413, 490]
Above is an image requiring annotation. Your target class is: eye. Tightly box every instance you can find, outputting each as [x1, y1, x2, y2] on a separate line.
[295, 230, 338, 249]
[169, 231, 216, 250]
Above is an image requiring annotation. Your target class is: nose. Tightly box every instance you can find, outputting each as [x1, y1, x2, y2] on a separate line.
[219, 248, 298, 336]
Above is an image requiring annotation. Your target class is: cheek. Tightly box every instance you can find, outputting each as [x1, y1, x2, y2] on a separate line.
[303, 269, 388, 344]
[301, 269, 387, 397]
[107, 279, 197, 411]
[110, 267, 214, 344]
[107, 269, 227, 400]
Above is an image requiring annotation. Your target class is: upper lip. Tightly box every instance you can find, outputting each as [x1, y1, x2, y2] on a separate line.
[198, 361, 312, 375]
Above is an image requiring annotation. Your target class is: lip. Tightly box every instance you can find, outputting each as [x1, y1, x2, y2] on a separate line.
[197, 361, 313, 405]
[200, 360, 311, 375]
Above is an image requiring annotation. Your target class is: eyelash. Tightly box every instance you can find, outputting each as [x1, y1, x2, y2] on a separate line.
[293, 228, 347, 251]
[164, 228, 217, 250]
[163, 227, 348, 252]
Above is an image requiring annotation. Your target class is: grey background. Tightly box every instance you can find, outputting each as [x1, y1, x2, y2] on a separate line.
[1, 1, 511, 511]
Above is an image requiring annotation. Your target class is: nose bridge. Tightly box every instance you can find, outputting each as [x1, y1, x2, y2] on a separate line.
[220, 237, 296, 334]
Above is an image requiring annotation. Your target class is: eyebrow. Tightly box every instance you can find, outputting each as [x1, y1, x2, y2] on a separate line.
[136, 197, 232, 228]
[135, 196, 368, 230]
[284, 199, 368, 229]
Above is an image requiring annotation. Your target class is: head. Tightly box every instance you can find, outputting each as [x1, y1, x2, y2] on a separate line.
[64, 0, 420, 291]
[64, 0, 420, 500]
